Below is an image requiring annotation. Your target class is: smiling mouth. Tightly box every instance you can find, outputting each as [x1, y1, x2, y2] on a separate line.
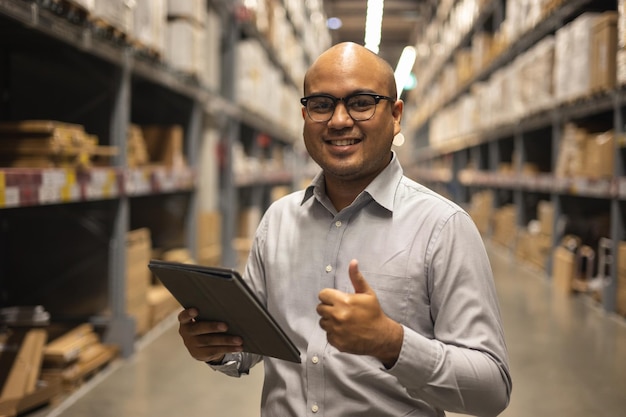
[328, 139, 361, 146]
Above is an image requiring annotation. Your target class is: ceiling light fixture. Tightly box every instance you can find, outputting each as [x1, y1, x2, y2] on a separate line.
[394, 45, 417, 95]
[327, 17, 342, 30]
[364, 0, 384, 54]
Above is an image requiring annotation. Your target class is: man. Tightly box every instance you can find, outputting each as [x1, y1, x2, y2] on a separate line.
[178, 42, 512, 416]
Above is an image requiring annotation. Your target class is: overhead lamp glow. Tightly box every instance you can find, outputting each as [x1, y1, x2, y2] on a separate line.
[394, 46, 417, 95]
[327, 17, 342, 30]
[364, 0, 384, 54]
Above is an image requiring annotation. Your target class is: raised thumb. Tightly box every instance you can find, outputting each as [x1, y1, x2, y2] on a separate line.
[348, 259, 371, 294]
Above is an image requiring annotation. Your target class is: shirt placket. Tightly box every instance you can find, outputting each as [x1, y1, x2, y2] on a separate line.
[305, 212, 349, 416]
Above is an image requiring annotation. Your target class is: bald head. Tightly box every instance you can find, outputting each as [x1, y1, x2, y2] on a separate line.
[303, 42, 398, 100]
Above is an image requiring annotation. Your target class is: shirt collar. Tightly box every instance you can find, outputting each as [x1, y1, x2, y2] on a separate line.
[301, 151, 402, 213]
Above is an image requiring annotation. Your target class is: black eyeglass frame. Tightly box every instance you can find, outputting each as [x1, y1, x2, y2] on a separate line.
[300, 92, 396, 122]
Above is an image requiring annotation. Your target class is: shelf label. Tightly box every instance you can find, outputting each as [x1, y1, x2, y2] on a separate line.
[1, 186, 19, 208]
[41, 169, 67, 187]
[39, 185, 61, 204]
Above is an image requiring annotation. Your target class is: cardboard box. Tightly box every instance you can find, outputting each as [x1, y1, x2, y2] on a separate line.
[126, 228, 152, 335]
[165, 18, 205, 76]
[591, 12, 618, 92]
[619, 48, 626, 86]
[491, 205, 517, 249]
[197, 211, 222, 266]
[552, 246, 576, 293]
[92, 0, 135, 34]
[141, 125, 186, 169]
[516, 230, 552, 270]
[468, 190, 494, 235]
[167, 0, 206, 25]
[583, 131, 615, 179]
[133, 0, 167, 55]
[537, 200, 554, 237]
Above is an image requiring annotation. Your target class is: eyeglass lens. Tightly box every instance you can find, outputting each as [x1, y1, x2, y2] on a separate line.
[306, 95, 379, 121]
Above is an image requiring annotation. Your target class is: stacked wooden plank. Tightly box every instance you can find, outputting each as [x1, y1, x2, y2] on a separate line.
[0, 120, 117, 169]
[41, 323, 119, 393]
[0, 306, 62, 417]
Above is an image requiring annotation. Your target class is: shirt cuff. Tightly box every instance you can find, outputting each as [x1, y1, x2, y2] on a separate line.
[206, 353, 248, 378]
[386, 325, 440, 389]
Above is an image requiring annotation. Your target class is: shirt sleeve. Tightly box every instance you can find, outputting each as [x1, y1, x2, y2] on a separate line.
[207, 217, 269, 378]
[207, 352, 262, 377]
[387, 211, 512, 416]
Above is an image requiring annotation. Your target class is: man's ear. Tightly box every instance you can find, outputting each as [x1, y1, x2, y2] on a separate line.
[392, 100, 403, 136]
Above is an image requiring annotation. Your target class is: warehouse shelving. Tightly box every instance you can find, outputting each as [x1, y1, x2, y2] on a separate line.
[0, 0, 329, 369]
[214, 0, 328, 267]
[405, 0, 625, 315]
[0, 0, 207, 358]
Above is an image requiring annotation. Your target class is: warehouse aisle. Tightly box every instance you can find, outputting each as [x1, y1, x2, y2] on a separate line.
[37, 243, 626, 417]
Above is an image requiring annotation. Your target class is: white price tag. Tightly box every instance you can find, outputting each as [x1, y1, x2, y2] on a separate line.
[41, 169, 67, 187]
[39, 186, 61, 204]
[2, 186, 20, 207]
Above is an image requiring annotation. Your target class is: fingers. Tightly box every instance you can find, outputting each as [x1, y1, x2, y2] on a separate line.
[348, 259, 372, 294]
[177, 308, 243, 362]
[178, 307, 198, 324]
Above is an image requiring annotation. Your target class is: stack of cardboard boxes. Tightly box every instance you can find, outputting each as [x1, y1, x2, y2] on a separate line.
[555, 124, 615, 180]
[516, 201, 554, 271]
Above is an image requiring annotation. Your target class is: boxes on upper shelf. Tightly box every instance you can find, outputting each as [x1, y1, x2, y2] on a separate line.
[132, 0, 167, 57]
[591, 12, 618, 92]
[167, 0, 206, 26]
[165, 17, 205, 77]
[91, 0, 135, 36]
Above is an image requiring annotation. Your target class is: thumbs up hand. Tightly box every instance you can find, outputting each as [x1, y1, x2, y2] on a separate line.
[317, 259, 404, 368]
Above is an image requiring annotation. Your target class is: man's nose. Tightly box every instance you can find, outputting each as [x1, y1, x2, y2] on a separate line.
[328, 101, 354, 127]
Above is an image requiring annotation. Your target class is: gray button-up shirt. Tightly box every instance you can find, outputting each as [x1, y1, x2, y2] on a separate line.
[212, 154, 512, 416]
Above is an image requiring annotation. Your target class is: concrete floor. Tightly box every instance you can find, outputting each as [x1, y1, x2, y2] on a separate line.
[29, 243, 626, 417]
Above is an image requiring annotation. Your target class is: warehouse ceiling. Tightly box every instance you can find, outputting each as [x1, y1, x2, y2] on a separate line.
[322, 0, 436, 69]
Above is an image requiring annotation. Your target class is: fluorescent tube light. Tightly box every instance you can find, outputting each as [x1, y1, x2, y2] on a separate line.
[364, 0, 384, 54]
[394, 46, 416, 95]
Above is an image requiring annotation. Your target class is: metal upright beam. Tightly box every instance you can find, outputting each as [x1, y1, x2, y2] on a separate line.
[185, 100, 203, 260]
[606, 92, 624, 313]
[219, 8, 240, 269]
[103, 50, 135, 358]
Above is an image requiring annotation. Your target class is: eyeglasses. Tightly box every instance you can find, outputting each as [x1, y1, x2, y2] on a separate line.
[300, 93, 395, 123]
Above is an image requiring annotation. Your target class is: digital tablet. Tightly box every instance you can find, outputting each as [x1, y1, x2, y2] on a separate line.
[148, 259, 301, 363]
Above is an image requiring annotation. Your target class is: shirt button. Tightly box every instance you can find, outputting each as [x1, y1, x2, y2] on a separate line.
[312, 404, 319, 413]
[325, 265, 332, 272]
[311, 355, 319, 364]
[335, 220, 342, 227]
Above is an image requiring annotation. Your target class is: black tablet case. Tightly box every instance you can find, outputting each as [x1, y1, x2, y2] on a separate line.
[148, 259, 301, 363]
